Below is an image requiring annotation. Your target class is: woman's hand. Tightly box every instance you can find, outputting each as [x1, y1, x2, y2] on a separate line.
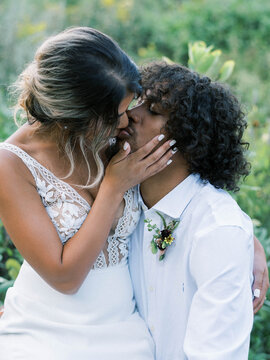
[253, 236, 269, 313]
[104, 135, 175, 194]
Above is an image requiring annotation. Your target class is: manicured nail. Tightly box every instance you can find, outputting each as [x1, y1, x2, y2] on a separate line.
[158, 134, 165, 141]
[169, 140, 176, 146]
[167, 159, 172, 165]
[172, 148, 178, 155]
[123, 142, 129, 150]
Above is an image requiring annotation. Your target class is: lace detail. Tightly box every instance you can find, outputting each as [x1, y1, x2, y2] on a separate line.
[0, 143, 141, 269]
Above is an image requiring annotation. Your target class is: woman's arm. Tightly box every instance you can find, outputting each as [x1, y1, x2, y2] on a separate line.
[0, 136, 173, 294]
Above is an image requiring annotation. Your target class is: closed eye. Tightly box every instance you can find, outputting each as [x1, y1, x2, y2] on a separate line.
[148, 108, 160, 116]
[148, 104, 160, 116]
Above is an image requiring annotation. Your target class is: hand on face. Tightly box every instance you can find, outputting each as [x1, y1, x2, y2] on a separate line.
[103, 133, 176, 195]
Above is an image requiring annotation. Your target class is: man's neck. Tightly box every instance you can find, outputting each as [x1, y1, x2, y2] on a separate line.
[140, 154, 190, 208]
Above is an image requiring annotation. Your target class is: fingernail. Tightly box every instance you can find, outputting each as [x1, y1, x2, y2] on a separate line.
[172, 148, 178, 155]
[167, 159, 172, 165]
[170, 140, 176, 146]
[253, 289, 261, 298]
[123, 142, 129, 150]
[158, 134, 165, 141]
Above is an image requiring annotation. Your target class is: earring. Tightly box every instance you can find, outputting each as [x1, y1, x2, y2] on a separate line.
[109, 137, 116, 145]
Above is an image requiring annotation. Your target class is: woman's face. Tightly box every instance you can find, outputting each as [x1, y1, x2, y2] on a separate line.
[115, 92, 135, 132]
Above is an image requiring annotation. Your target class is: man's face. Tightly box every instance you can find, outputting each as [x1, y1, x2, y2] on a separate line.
[117, 97, 169, 152]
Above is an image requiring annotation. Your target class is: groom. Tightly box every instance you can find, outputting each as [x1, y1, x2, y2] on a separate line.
[124, 62, 267, 359]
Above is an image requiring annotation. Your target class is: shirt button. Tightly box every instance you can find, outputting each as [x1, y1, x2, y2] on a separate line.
[150, 325, 155, 332]
[149, 286, 154, 292]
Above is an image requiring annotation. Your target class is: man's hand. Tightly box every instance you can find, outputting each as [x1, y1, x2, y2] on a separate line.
[253, 236, 269, 314]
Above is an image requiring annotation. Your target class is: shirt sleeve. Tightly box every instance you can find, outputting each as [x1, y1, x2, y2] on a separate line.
[183, 226, 254, 360]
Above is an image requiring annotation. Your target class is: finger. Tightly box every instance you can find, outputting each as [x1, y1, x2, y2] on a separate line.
[254, 272, 269, 314]
[144, 147, 175, 178]
[110, 141, 131, 164]
[253, 297, 262, 313]
[252, 282, 263, 312]
[252, 269, 264, 296]
[261, 269, 270, 299]
[254, 297, 266, 314]
[133, 134, 168, 160]
[253, 267, 267, 312]
[142, 140, 176, 167]
[252, 269, 264, 290]
[0, 306, 4, 317]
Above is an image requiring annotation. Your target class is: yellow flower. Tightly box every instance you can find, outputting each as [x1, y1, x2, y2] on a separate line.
[164, 234, 174, 245]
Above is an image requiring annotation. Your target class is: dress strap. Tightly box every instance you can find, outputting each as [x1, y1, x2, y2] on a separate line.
[0, 142, 91, 211]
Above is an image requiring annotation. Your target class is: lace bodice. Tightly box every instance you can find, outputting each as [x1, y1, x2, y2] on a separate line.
[0, 143, 141, 269]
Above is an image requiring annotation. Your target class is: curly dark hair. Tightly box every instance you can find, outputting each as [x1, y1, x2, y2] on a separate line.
[140, 61, 250, 192]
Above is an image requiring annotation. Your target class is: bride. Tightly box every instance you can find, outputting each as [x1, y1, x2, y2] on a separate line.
[0, 27, 174, 359]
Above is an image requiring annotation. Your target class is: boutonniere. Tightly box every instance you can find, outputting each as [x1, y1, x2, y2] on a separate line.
[144, 211, 180, 261]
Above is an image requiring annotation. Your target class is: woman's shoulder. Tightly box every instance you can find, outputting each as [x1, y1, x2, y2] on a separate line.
[0, 141, 36, 189]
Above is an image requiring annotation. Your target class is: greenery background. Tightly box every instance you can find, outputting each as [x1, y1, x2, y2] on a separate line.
[0, 0, 269, 358]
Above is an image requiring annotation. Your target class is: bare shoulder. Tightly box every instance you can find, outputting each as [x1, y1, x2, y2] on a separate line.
[0, 143, 35, 191]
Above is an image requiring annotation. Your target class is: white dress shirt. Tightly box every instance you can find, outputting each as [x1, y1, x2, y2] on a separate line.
[129, 174, 254, 360]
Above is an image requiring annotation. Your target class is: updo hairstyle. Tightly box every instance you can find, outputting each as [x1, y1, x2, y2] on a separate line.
[13, 27, 141, 187]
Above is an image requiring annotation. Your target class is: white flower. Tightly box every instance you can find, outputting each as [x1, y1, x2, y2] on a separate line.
[62, 202, 80, 217]
[59, 214, 84, 236]
[36, 178, 54, 202]
[46, 206, 60, 219]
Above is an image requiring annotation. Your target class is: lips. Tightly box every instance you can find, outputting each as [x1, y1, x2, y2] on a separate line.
[117, 126, 133, 139]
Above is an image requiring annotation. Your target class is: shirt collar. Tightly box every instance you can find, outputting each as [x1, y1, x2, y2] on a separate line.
[139, 174, 205, 219]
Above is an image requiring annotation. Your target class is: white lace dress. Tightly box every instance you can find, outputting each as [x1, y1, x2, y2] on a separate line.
[0, 143, 154, 360]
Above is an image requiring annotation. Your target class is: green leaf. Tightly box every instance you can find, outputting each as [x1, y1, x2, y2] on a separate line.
[0, 279, 14, 294]
[172, 220, 180, 231]
[156, 211, 167, 228]
[6, 248, 13, 257]
[151, 240, 158, 254]
[161, 242, 167, 249]
[162, 56, 174, 65]
[196, 50, 221, 75]
[218, 60, 235, 82]
[5, 259, 21, 280]
[159, 254, 165, 261]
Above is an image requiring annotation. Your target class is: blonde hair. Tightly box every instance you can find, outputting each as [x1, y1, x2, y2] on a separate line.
[12, 27, 141, 188]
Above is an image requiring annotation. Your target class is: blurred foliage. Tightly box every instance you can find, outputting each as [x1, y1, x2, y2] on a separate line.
[188, 41, 235, 81]
[0, 0, 270, 357]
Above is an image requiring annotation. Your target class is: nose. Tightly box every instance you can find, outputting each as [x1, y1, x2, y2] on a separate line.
[127, 107, 140, 124]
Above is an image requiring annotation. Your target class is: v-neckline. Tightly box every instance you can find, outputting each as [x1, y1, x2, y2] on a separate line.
[1, 142, 92, 210]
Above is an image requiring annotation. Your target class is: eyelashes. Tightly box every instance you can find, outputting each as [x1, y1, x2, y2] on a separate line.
[148, 108, 159, 116]
[148, 103, 160, 116]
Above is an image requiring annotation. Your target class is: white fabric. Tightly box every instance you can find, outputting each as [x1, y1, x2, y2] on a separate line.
[0, 143, 138, 269]
[0, 143, 154, 360]
[129, 174, 254, 360]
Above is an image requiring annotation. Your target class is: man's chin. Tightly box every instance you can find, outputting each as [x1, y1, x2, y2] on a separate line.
[115, 136, 137, 153]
